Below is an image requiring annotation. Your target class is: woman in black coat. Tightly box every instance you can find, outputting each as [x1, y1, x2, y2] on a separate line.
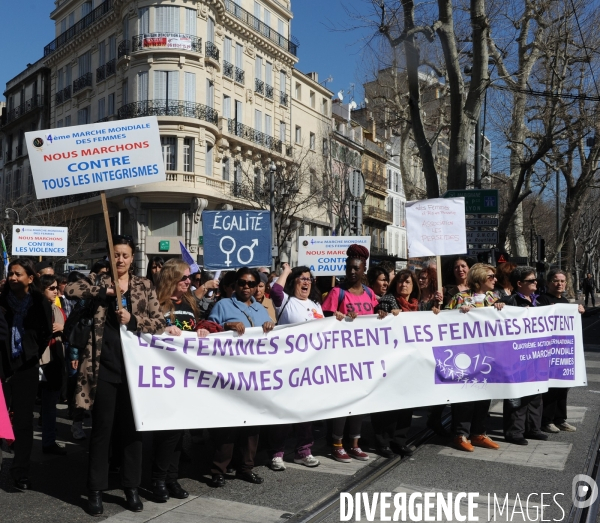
[0, 258, 52, 490]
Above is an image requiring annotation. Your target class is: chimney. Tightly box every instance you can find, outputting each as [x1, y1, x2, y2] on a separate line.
[307, 72, 318, 83]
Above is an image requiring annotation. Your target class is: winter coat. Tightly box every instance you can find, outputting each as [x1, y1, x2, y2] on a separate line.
[0, 291, 52, 380]
[64, 273, 165, 410]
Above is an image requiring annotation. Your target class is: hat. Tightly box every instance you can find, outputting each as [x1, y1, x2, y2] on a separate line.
[258, 272, 268, 285]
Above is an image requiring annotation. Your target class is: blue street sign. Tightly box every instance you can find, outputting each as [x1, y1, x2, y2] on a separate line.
[202, 210, 272, 270]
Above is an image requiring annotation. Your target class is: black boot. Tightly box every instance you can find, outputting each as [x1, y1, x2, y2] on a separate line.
[152, 480, 169, 503]
[87, 490, 104, 516]
[124, 487, 143, 512]
[166, 481, 189, 499]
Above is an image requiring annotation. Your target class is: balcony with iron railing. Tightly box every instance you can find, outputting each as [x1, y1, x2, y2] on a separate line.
[4, 95, 45, 125]
[364, 169, 387, 193]
[118, 99, 218, 125]
[364, 139, 387, 158]
[96, 58, 116, 82]
[73, 72, 93, 94]
[223, 61, 233, 79]
[370, 246, 389, 257]
[224, 0, 299, 56]
[364, 205, 393, 224]
[44, 0, 113, 56]
[280, 91, 289, 107]
[205, 41, 219, 62]
[55, 85, 72, 105]
[235, 67, 245, 84]
[118, 40, 129, 59]
[227, 119, 284, 153]
[255, 79, 275, 100]
[131, 33, 202, 53]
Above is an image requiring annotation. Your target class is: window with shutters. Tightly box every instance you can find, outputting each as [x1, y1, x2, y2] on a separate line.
[155, 6, 179, 32]
[77, 106, 90, 125]
[280, 121, 286, 143]
[138, 7, 149, 33]
[108, 35, 116, 60]
[65, 115, 71, 127]
[184, 72, 196, 104]
[295, 126, 301, 144]
[310, 133, 315, 150]
[161, 136, 177, 170]
[310, 91, 315, 108]
[97, 98, 105, 121]
[265, 61, 272, 87]
[82, 2, 93, 18]
[255, 110, 262, 132]
[108, 93, 115, 115]
[98, 41, 106, 66]
[137, 71, 148, 102]
[265, 114, 272, 136]
[223, 95, 231, 119]
[154, 71, 179, 102]
[183, 138, 194, 172]
[235, 100, 243, 124]
[184, 8, 196, 36]
[206, 144, 213, 176]
[78, 51, 91, 75]
[222, 157, 230, 181]
[206, 79, 214, 108]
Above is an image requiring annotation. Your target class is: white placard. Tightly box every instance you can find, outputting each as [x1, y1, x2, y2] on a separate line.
[25, 116, 165, 199]
[12, 225, 68, 257]
[406, 198, 467, 257]
[297, 236, 371, 275]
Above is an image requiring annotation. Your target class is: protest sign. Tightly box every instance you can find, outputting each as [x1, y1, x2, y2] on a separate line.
[25, 116, 165, 199]
[406, 198, 467, 257]
[121, 304, 585, 431]
[297, 236, 371, 276]
[11, 225, 68, 256]
[202, 210, 272, 270]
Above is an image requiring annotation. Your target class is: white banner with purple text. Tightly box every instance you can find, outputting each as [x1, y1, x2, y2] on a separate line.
[121, 304, 586, 431]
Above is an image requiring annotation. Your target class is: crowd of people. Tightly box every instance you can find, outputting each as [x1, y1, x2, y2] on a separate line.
[0, 239, 584, 516]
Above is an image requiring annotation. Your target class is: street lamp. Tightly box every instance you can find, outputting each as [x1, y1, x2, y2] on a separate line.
[269, 161, 277, 270]
[5, 208, 20, 223]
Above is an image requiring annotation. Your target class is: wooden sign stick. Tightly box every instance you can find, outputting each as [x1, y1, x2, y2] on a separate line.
[436, 255, 443, 307]
[101, 191, 123, 310]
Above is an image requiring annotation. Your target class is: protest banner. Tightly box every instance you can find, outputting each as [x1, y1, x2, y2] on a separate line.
[11, 225, 68, 257]
[121, 304, 585, 431]
[25, 116, 165, 308]
[297, 236, 371, 276]
[202, 210, 272, 270]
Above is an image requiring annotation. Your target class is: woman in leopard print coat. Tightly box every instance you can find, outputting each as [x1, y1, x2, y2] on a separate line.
[65, 236, 165, 516]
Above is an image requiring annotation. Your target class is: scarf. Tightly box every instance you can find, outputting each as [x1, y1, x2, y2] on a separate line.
[396, 296, 419, 312]
[7, 291, 32, 359]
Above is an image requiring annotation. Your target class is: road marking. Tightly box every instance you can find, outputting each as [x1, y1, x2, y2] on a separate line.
[586, 361, 600, 368]
[102, 496, 290, 523]
[438, 440, 572, 470]
[585, 373, 600, 382]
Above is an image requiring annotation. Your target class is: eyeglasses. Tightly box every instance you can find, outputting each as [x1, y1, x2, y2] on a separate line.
[522, 279, 537, 284]
[237, 279, 258, 288]
[46, 286, 58, 291]
[297, 277, 314, 283]
[180, 275, 191, 282]
[486, 275, 497, 280]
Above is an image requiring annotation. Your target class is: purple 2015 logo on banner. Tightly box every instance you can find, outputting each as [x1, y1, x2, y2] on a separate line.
[432, 335, 576, 387]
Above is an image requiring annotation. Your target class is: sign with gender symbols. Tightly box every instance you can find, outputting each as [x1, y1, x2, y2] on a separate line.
[202, 210, 272, 270]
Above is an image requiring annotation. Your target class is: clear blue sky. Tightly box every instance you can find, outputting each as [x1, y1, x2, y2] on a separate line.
[0, 0, 374, 101]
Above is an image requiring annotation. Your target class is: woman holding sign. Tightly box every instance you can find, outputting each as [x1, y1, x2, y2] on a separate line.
[322, 244, 379, 463]
[0, 259, 52, 491]
[207, 267, 274, 487]
[446, 263, 504, 452]
[65, 235, 165, 516]
[151, 259, 222, 502]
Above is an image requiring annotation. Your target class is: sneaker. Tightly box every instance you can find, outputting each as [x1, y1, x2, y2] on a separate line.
[71, 421, 86, 440]
[557, 422, 576, 432]
[332, 447, 352, 463]
[294, 455, 320, 467]
[270, 457, 286, 471]
[347, 447, 369, 461]
[541, 423, 560, 434]
[453, 435, 474, 452]
[471, 434, 500, 450]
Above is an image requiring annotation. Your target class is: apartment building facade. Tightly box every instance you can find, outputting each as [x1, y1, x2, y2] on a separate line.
[35, 0, 333, 272]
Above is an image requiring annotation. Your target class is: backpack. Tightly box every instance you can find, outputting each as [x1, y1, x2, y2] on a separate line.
[337, 284, 373, 309]
[63, 298, 99, 350]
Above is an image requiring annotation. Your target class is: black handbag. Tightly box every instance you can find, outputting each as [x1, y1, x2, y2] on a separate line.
[63, 299, 99, 349]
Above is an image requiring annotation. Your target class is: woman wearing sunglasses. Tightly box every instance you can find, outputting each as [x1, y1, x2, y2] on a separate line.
[207, 267, 274, 488]
[500, 267, 548, 445]
[266, 263, 323, 471]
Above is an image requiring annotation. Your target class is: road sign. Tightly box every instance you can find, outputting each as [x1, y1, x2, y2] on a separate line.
[348, 170, 365, 199]
[202, 210, 272, 270]
[467, 231, 499, 243]
[466, 217, 499, 227]
[443, 189, 499, 214]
